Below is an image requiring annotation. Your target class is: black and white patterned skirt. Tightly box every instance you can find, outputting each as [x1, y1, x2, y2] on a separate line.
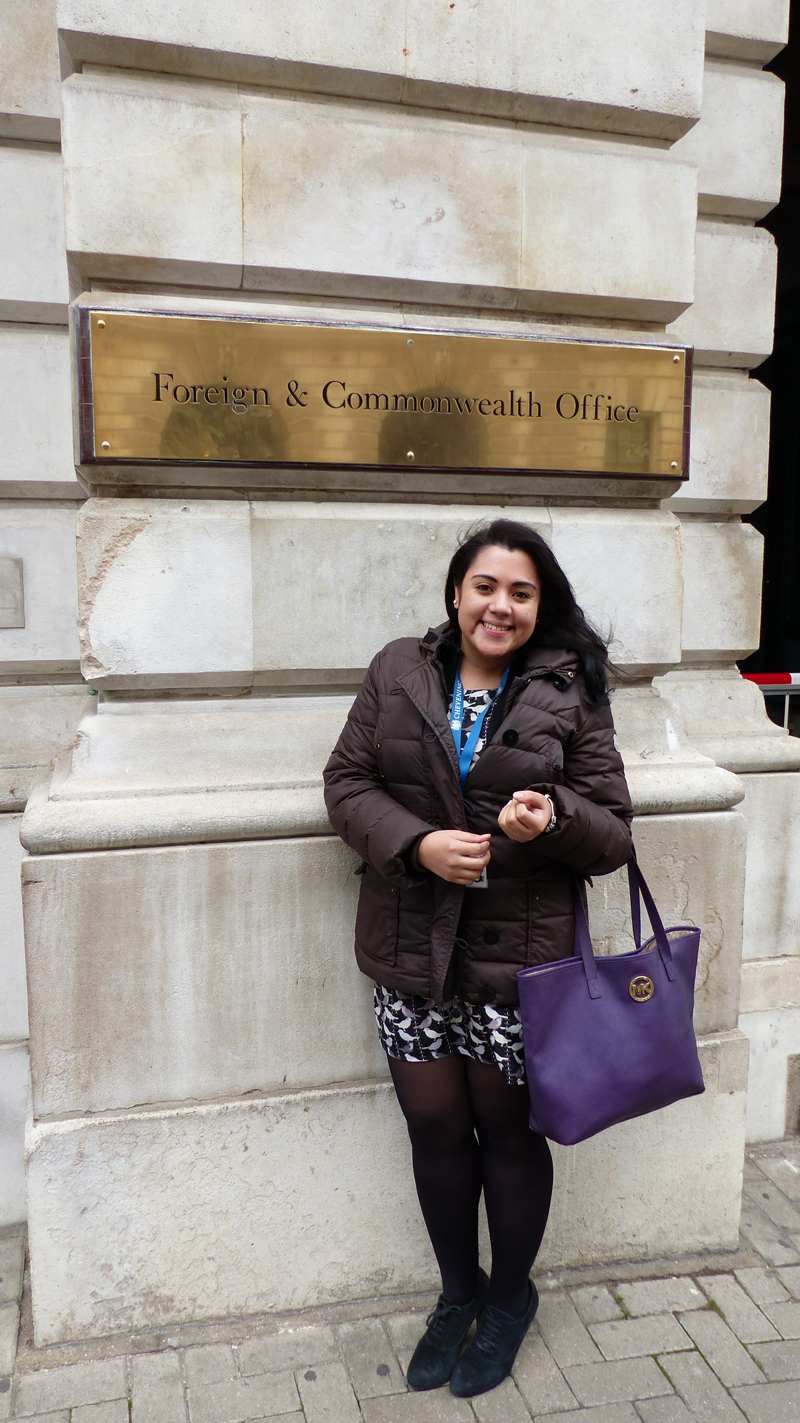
[374, 983, 526, 1085]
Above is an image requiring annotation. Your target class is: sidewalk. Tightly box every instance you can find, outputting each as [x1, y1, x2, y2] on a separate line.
[3, 1140, 800, 1423]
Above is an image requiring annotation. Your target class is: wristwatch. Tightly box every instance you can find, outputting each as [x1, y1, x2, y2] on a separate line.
[543, 794, 557, 834]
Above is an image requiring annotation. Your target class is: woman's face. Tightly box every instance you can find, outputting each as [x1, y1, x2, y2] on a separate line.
[454, 544, 541, 666]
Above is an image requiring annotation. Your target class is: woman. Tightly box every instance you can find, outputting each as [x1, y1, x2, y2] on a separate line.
[323, 518, 632, 1399]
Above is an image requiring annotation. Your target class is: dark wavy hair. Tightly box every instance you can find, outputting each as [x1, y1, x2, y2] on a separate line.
[444, 518, 612, 703]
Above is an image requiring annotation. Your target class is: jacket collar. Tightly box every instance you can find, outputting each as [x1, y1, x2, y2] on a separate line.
[418, 622, 580, 683]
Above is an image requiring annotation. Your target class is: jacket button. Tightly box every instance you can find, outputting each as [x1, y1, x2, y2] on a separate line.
[502, 729, 519, 746]
[479, 986, 496, 1004]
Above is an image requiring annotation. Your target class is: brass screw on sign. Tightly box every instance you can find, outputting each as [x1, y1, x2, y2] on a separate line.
[629, 976, 655, 1002]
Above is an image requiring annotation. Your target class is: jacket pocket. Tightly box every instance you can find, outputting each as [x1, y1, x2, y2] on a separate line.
[355, 865, 399, 966]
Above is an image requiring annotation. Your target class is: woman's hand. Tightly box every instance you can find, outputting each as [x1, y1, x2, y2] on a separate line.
[498, 790, 553, 843]
[416, 830, 492, 885]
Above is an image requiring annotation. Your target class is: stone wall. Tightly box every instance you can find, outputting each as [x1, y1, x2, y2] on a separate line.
[2, 0, 796, 1344]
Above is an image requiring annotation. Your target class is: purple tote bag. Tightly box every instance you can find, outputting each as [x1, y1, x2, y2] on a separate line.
[516, 859, 705, 1145]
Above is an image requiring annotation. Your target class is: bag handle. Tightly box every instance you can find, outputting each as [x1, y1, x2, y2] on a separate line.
[572, 856, 677, 999]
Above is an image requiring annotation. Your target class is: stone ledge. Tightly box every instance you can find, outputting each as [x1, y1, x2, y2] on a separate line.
[741, 958, 800, 1015]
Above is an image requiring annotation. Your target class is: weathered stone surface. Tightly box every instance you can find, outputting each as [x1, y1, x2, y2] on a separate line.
[655, 668, 800, 775]
[705, 0, 790, 63]
[669, 369, 770, 515]
[0, 1042, 30, 1227]
[0, 814, 27, 1041]
[0, 505, 81, 676]
[678, 518, 763, 664]
[0, 147, 68, 323]
[0, 0, 60, 140]
[740, 1008, 800, 1143]
[739, 776, 800, 961]
[56, 0, 705, 139]
[672, 62, 784, 219]
[23, 835, 383, 1117]
[667, 221, 777, 368]
[0, 685, 89, 813]
[0, 327, 82, 498]
[62, 69, 244, 288]
[587, 811, 747, 1036]
[25, 1055, 747, 1343]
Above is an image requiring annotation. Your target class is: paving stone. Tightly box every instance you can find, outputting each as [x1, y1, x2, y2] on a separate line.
[186, 1370, 298, 1423]
[762, 1301, 800, 1339]
[470, 1375, 533, 1422]
[755, 1156, 800, 1205]
[183, 1344, 237, 1388]
[738, 1209, 800, 1268]
[0, 1380, 9, 1423]
[537, 1294, 603, 1367]
[698, 1275, 780, 1343]
[0, 1240, 23, 1306]
[571, 1285, 624, 1326]
[360, 1392, 475, 1421]
[512, 1331, 578, 1414]
[73, 1403, 130, 1423]
[238, 1325, 338, 1375]
[590, 1315, 692, 1361]
[384, 1313, 429, 1352]
[677, 1309, 763, 1387]
[616, 1278, 706, 1317]
[14, 1359, 128, 1417]
[749, 1339, 800, 1381]
[294, 1360, 361, 1423]
[743, 1181, 800, 1234]
[730, 1379, 800, 1422]
[8, 1414, 69, 1423]
[775, 1267, 800, 1299]
[131, 1350, 186, 1423]
[634, 1398, 697, 1422]
[0, 1305, 18, 1375]
[735, 1269, 792, 1309]
[336, 1318, 405, 1399]
[535, 1404, 639, 1423]
[657, 1350, 745, 1422]
[563, 1356, 673, 1406]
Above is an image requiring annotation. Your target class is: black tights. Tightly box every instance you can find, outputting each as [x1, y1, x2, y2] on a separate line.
[388, 1054, 553, 1318]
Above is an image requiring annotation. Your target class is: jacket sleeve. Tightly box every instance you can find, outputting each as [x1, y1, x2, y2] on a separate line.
[527, 698, 633, 875]
[323, 651, 437, 887]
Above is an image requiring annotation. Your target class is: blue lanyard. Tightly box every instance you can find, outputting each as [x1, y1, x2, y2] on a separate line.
[449, 664, 510, 793]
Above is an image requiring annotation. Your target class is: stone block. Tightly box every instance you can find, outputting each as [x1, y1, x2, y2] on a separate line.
[77, 502, 684, 690]
[668, 371, 770, 515]
[77, 499, 252, 689]
[740, 1008, 800, 1143]
[0, 814, 27, 1041]
[13, 1358, 127, 1417]
[23, 835, 385, 1118]
[0, 504, 81, 676]
[660, 1352, 744, 1422]
[0, 1041, 30, 1227]
[699, 1274, 780, 1343]
[678, 518, 763, 663]
[0, 326, 82, 497]
[61, 69, 244, 287]
[0, 147, 68, 323]
[516, 136, 695, 321]
[672, 62, 784, 219]
[0, 685, 89, 813]
[740, 775, 800, 960]
[616, 1278, 705, 1316]
[741, 961, 800, 1014]
[562, 1357, 673, 1405]
[587, 812, 747, 1036]
[667, 221, 777, 368]
[56, 0, 704, 139]
[242, 91, 695, 318]
[336, 1319, 405, 1399]
[676, 1308, 763, 1385]
[0, 0, 60, 141]
[654, 668, 800, 775]
[25, 1055, 746, 1343]
[705, 0, 790, 63]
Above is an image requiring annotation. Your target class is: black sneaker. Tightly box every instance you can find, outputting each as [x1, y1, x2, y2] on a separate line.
[449, 1279, 539, 1398]
[406, 1268, 490, 1391]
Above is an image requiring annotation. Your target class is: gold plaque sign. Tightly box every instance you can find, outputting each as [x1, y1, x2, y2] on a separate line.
[629, 976, 655, 1002]
[78, 311, 690, 479]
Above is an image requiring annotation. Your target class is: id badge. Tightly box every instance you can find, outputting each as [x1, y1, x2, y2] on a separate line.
[468, 867, 489, 889]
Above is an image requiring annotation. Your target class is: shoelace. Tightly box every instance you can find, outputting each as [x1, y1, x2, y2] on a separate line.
[474, 1307, 504, 1355]
[425, 1298, 465, 1337]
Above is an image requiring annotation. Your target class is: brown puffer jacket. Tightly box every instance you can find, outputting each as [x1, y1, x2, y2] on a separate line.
[323, 624, 633, 1006]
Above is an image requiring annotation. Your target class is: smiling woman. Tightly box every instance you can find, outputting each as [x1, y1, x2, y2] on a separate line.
[323, 517, 633, 1401]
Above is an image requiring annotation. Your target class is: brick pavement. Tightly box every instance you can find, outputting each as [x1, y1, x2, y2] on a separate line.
[3, 1141, 800, 1422]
